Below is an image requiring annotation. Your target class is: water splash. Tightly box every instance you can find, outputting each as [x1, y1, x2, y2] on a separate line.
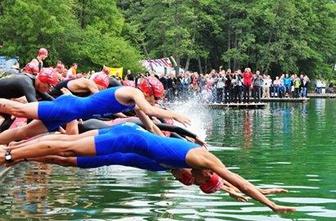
[166, 97, 212, 141]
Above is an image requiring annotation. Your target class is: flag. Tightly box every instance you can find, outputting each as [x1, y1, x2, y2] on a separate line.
[109, 67, 123, 78]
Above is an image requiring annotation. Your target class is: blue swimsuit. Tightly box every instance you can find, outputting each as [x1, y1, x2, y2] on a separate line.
[38, 87, 134, 131]
[77, 153, 167, 171]
[77, 123, 199, 170]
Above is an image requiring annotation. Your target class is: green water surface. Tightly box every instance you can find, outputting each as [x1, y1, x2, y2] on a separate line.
[0, 99, 336, 220]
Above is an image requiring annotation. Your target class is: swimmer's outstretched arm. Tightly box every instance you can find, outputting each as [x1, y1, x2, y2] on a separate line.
[134, 107, 164, 136]
[0, 98, 39, 119]
[117, 87, 191, 126]
[220, 171, 288, 195]
[220, 185, 248, 202]
[186, 148, 296, 213]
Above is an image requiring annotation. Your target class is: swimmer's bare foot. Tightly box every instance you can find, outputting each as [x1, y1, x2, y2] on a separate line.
[261, 188, 288, 195]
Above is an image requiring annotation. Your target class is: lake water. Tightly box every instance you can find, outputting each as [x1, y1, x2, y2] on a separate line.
[0, 99, 336, 220]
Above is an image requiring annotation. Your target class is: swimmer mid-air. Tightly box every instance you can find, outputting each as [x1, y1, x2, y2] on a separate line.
[0, 120, 295, 213]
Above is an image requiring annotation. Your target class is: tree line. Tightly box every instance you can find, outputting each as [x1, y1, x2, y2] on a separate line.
[119, 0, 336, 78]
[0, 0, 143, 72]
[0, 0, 335, 78]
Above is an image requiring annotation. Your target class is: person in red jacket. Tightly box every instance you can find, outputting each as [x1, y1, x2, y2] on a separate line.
[243, 68, 253, 103]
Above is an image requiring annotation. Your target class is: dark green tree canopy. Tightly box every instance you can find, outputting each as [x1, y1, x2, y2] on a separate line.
[119, 0, 336, 78]
[0, 0, 335, 78]
[0, 0, 143, 72]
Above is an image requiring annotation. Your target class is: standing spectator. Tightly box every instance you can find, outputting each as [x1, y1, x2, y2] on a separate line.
[224, 70, 232, 103]
[293, 74, 301, 97]
[231, 71, 239, 102]
[243, 68, 253, 103]
[159, 74, 168, 91]
[283, 74, 292, 97]
[191, 72, 200, 95]
[66, 63, 78, 79]
[301, 74, 310, 97]
[122, 73, 135, 87]
[55, 61, 67, 79]
[253, 70, 263, 102]
[237, 70, 244, 102]
[215, 71, 225, 103]
[166, 72, 175, 101]
[278, 74, 286, 98]
[272, 76, 281, 97]
[175, 72, 183, 99]
[262, 75, 272, 98]
[181, 72, 190, 99]
[23, 48, 48, 75]
[198, 74, 207, 91]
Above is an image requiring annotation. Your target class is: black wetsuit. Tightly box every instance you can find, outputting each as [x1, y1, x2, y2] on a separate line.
[0, 73, 53, 131]
[0, 73, 53, 102]
[49, 79, 91, 98]
[108, 77, 122, 88]
[78, 119, 196, 140]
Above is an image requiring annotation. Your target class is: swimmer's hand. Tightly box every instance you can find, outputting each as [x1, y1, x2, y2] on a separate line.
[229, 191, 248, 202]
[272, 205, 296, 213]
[173, 113, 191, 126]
[260, 188, 288, 195]
[221, 185, 248, 202]
[61, 87, 72, 95]
[195, 136, 208, 148]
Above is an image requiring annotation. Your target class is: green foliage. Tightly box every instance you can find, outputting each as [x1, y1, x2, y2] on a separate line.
[0, 0, 335, 78]
[0, 0, 143, 72]
[119, 0, 336, 79]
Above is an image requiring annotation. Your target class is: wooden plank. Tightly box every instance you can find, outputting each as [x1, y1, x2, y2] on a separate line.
[207, 102, 266, 109]
[261, 98, 309, 102]
[307, 93, 336, 98]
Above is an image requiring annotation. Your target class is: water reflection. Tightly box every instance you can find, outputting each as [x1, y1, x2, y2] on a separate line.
[243, 111, 253, 148]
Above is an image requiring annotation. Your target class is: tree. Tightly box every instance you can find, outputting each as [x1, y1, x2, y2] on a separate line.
[0, 0, 143, 73]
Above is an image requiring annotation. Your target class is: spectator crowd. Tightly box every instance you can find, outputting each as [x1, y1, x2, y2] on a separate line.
[156, 68, 311, 103]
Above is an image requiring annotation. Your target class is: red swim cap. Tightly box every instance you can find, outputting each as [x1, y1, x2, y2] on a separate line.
[177, 170, 194, 186]
[36, 68, 59, 86]
[138, 76, 164, 99]
[199, 173, 223, 194]
[92, 73, 109, 88]
[38, 48, 48, 57]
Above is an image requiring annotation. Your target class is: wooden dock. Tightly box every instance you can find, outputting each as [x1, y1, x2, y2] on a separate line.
[207, 102, 266, 109]
[261, 97, 309, 102]
[307, 93, 336, 98]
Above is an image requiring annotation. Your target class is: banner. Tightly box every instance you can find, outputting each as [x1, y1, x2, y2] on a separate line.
[0, 56, 18, 71]
[108, 67, 123, 78]
[142, 57, 174, 75]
